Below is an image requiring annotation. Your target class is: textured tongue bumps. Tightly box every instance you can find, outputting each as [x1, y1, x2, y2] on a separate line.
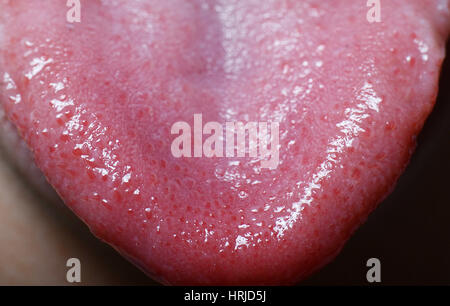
[0, 0, 449, 285]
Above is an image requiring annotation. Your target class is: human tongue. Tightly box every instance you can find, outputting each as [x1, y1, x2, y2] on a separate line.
[0, 0, 449, 285]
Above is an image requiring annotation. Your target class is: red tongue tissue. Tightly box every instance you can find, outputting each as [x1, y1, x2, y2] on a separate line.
[0, 0, 449, 285]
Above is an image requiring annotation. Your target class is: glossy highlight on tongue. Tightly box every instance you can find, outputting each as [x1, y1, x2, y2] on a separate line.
[0, 0, 449, 285]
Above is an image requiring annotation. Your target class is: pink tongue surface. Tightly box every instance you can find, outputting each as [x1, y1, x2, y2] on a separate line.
[0, 1, 449, 285]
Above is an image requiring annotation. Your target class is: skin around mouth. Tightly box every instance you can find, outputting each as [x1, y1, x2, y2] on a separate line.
[0, 0, 449, 285]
